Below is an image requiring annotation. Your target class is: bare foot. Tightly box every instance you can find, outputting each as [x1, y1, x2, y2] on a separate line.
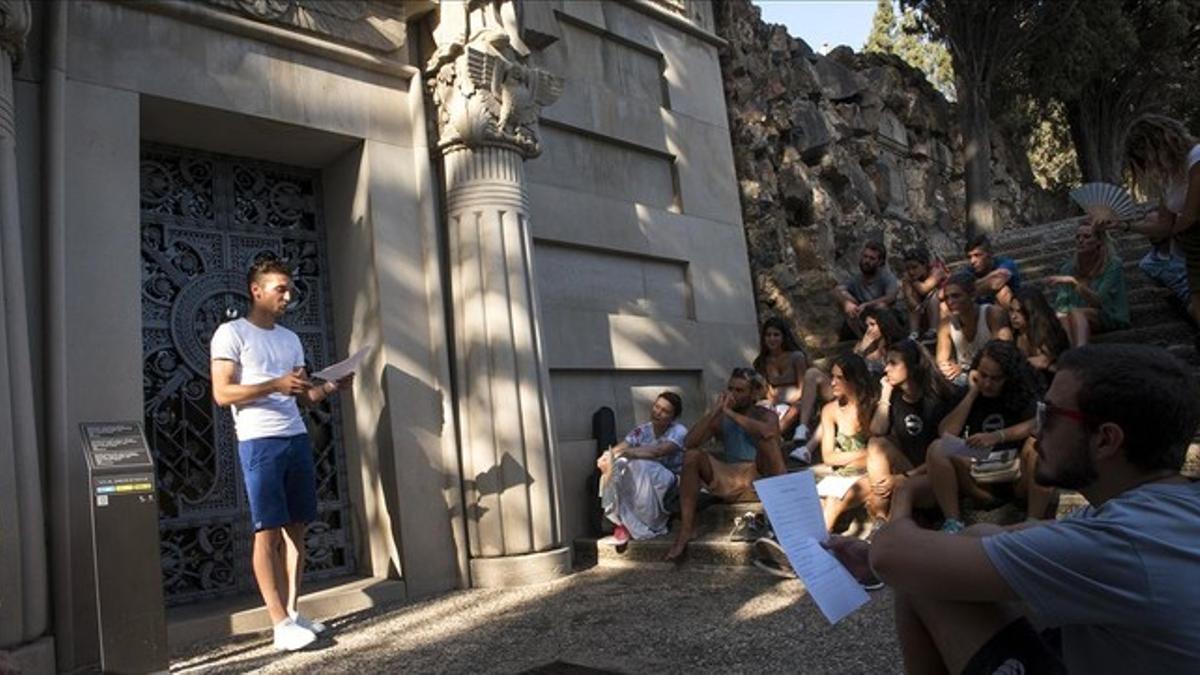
[664, 531, 693, 562]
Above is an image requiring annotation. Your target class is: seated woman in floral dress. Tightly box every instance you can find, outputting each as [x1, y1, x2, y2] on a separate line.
[597, 392, 687, 542]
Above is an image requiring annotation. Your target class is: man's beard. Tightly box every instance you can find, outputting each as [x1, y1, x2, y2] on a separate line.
[860, 261, 876, 275]
[1035, 437, 1097, 490]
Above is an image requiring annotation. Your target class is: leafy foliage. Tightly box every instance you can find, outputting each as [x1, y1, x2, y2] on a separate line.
[864, 0, 896, 54]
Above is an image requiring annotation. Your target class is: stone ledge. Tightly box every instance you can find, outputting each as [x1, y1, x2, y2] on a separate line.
[5, 636, 55, 675]
[470, 547, 573, 588]
[166, 576, 406, 652]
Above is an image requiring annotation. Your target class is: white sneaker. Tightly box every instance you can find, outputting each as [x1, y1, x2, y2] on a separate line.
[273, 618, 316, 651]
[792, 423, 809, 443]
[290, 611, 327, 634]
[789, 445, 811, 464]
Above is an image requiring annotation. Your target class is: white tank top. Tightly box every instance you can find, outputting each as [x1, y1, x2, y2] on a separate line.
[949, 304, 993, 368]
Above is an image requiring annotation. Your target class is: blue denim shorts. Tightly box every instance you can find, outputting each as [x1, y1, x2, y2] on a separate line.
[238, 434, 318, 531]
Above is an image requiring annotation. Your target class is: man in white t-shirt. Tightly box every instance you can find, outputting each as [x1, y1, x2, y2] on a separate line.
[823, 344, 1200, 674]
[210, 258, 353, 651]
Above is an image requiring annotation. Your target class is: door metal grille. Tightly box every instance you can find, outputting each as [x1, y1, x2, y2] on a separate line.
[140, 143, 355, 605]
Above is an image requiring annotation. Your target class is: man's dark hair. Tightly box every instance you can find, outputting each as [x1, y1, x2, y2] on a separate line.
[964, 234, 993, 255]
[657, 391, 683, 419]
[945, 269, 977, 295]
[1057, 344, 1200, 473]
[247, 257, 292, 292]
[863, 240, 887, 263]
[902, 246, 930, 266]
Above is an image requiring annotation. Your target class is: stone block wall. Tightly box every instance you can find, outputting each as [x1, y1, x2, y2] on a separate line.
[714, 0, 1063, 348]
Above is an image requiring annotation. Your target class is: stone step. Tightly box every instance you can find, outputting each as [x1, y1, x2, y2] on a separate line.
[1092, 320, 1198, 348]
[992, 232, 1146, 266]
[574, 531, 756, 569]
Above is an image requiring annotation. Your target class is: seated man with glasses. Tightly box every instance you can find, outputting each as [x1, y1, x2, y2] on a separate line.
[823, 343, 1200, 674]
[664, 367, 785, 561]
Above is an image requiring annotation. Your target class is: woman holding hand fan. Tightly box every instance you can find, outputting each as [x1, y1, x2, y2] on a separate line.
[1116, 115, 1200, 334]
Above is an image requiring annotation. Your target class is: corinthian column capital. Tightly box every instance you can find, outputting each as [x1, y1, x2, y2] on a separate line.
[0, 0, 30, 63]
[426, 1, 562, 159]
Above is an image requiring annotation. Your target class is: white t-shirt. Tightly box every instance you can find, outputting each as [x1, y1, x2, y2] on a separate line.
[1164, 144, 1200, 214]
[983, 481, 1200, 674]
[210, 318, 307, 441]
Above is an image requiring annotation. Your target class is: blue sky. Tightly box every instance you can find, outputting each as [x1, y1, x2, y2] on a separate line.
[753, 0, 878, 53]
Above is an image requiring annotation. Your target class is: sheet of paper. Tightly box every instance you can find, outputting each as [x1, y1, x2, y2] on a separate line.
[816, 474, 861, 500]
[785, 536, 871, 625]
[754, 471, 870, 624]
[753, 470, 827, 543]
[311, 346, 371, 382]
[938, 432, 991, 460]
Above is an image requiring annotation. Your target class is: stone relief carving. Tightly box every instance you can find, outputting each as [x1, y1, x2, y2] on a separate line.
[203, 0, 406, 52]
[0, 0, 30, 61]
[426, 1, 563, 158]
[0, 0, 30, 142]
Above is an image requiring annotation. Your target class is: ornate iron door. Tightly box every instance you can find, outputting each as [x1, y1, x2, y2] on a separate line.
[140, 143, 356, 605]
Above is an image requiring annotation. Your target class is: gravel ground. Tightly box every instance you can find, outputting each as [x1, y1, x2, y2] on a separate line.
[171, 566, 902, 674]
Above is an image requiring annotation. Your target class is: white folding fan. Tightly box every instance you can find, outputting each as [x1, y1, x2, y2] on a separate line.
[1069, 182, 1141, 222]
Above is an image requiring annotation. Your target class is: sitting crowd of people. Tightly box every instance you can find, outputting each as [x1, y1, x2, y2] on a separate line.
[591, 111, 1200, 674]
[600, 202, 1182, 552]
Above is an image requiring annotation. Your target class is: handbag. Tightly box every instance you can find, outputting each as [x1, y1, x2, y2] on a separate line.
[970, 449, 1021, 484]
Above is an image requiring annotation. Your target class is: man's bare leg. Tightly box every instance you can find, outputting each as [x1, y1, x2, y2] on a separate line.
[757, 439, 786, 478]
[666, 451, 712, 560]
[253, 528, 288, 623]
[280, 523, 307, 617]
[895, 589, 1024, 675]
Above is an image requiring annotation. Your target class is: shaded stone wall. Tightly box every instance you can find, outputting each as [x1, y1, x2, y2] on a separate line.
[714, 0, 1061, 348]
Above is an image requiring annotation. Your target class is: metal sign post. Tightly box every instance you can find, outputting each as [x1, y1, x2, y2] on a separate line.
[81, 422, 169, 674]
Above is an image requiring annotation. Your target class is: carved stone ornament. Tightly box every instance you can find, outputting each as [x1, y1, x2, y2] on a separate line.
[426, 15, 563, 158]
[203, 0, 407, 53]
[0, 0, 31, 62]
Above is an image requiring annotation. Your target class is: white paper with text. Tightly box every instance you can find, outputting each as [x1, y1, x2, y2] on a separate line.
[311, 346, 371, 382]
[754, 471, 870, 624]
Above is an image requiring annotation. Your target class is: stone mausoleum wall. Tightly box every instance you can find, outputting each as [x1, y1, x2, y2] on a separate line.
[714, 0, 1061, 348]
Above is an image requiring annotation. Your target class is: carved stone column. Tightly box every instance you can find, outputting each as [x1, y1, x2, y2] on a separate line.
[0, 0, 50, 650]
[428, 1, 569, 586]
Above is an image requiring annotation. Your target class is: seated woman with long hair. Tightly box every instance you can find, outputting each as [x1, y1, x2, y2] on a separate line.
[1009, 286, 1071, 382]
[1122, 114, 1200, 338]
[923, 340, 1052, 532]
[853, 305, 907, 375]
[1047, 218, 1130, 347]
[752, 317, 830, 453]
[596, 392, 687, 542]
[866, 339, 961, 525]
[814, 353, 880, 531]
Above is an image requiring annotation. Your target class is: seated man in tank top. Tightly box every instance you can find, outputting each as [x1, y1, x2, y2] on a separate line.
[936, 271, 1011, 387]
[664, 368, 785, 561]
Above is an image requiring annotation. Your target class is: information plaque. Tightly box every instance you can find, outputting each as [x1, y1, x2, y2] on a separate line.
[80, 422, 168, 674]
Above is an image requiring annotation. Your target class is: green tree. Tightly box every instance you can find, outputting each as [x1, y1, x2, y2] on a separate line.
[901, 0, 1070, 237]
[893, 7, 954, 101]
[864, 0, 896, 54]
[1017, 0, 1200, 184]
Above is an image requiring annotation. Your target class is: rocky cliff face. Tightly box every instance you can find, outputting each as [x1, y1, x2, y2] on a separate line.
[714, 0, 1061, 348]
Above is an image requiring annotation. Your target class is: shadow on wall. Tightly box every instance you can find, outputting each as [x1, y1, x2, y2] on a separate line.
[374, 364, 461, 594]
[461, 453, 535, 523]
